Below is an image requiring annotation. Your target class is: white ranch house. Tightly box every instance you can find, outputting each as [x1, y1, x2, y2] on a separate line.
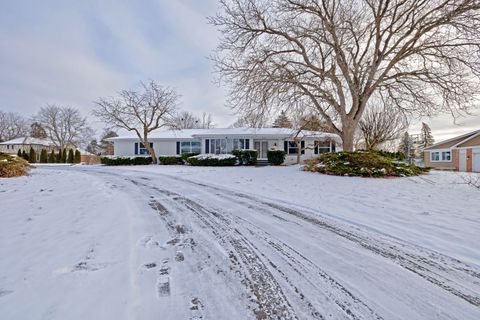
[109, 128, 342, 165]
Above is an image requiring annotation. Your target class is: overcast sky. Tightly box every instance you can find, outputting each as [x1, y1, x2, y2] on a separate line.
[0, 0, 478, 141]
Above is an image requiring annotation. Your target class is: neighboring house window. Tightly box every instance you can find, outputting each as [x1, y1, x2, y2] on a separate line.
[135, 142, 153, 155]
[209, 138, 247, 154]
[430, 151, 451, 161]
[180, 141, 201, 154]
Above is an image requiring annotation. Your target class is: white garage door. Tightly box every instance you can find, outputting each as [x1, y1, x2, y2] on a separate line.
[473, 148, 480, 173]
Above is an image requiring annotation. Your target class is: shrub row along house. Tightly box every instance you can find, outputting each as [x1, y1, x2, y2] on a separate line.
[424, 129, 480, 172]
[108, 128, 342, 165]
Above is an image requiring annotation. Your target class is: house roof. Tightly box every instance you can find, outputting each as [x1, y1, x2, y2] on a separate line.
[0, 137, 53, 146]
[108, 127, 341, 141]
[424, 129, 480, 150]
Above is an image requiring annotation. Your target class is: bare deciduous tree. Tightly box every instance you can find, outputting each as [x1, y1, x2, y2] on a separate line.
[200, 112, 215, 129]
[170, 111, 215, 129]
[30, 122, 47, 139]
[358, 105, 408, 150]
[93, 81, 179, 163]
[0, 111, 29, 142]
[35, 105, 89, 148]
[210, 0, 480, 151]
[171, 111, 201, 129]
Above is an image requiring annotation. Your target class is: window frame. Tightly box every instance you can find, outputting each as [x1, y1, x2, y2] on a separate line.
[138, 142, 153, 155]
[179, 141, 201, 154]
[430, 149, 452, 162]
[209, 138, 247, 154]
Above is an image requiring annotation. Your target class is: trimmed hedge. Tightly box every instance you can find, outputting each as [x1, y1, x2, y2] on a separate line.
[0, 153, 29, 178]
[100, 157, 153, 166]
[181, 152, 200, 162]
[267, 150, 286, 165]
[232, 149, 258, 165]
[159, 156, 183, 165]
[304, 150, 429, 177]
[186, 154, 237, 166]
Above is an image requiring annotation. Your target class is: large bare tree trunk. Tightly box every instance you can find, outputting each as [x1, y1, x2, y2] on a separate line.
[341, 122, 357, 152]
[141, 130, 157, 164]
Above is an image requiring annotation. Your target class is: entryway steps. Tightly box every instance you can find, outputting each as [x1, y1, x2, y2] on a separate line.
[256, 159, 270, 166]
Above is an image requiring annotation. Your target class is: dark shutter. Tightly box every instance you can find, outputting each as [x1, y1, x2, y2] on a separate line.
[314, 142, 318, 154]
[134, 142, 138, 155]
[205, 139, 209, 153]
[176, 141, 180, 155]
[245, 139, 249, 149]
[301, 141, 305, 154]
[331, 142, 336, 152]
[284, 141, 288, 153]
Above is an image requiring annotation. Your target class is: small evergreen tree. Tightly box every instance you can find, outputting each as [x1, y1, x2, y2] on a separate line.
[420, 122, 434, 148]
[17, 149, 22, 157]
[56, 151, 62, 163]
[40, 149, 48, 163]
[62, 149, 67, 163]
[29, 147, 36, 163]
[74, 150, 81, 163]
[48, 150, 56, 163]
[272, 110, 292, 128]
[67, 149, 74, 163]
[22, 150, 28, 160]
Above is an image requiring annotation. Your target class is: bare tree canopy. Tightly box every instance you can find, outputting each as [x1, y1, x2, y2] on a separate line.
[93, 81, 179, 163]
[359, 105, 408, 150]
[170, 111, 215, 129]
[0, 111, 29, 142]
[30, 122, 47, 139]
[210, 0, 480, 150]
[34, 105, 89, 148]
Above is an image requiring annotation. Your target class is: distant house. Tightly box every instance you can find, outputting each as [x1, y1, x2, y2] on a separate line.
[0, 137, 55, 162]
[108, 128, 342, 165]
[424, 129, 480, 172]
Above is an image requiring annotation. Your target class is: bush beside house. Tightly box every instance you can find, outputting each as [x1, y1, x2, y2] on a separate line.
[232, 149, 258, 165]
[181, 152, 199, 162]
[158, 156, 183, 165]
[304, 150, 429, 177]
[267, 150, 286, 165]
[0, 153, 29, 178]
[186, 154, 237, 166]
[101, 156, 153, 166]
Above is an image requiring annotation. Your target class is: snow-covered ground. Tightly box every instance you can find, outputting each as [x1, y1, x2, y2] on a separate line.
[0, 165, 479, 319]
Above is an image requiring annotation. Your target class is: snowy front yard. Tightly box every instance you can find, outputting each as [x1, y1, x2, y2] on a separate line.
[0, 165, 479, 319]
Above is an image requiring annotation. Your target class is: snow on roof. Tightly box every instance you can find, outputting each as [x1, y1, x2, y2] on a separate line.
[109, 128, 341, 141]
[424, 129, 480, 150]
[0, 137, 53, 146]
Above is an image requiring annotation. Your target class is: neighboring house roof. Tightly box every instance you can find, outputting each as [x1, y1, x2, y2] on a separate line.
[108, 127, 341, 142]
[0, 137, 53, 146]
[424, 129, 480, 150]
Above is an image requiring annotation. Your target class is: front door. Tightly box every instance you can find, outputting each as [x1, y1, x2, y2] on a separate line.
[254, 141, 269, 159]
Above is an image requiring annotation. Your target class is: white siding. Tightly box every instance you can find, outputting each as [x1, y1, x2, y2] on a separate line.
[113, 140, 178, 157]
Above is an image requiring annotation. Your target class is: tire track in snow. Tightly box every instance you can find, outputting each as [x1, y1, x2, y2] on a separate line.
[131, 178, 299, 319]
[129, 177, 384, 319]
[129, 171, 480, 308]
[77, 168, 480, 313]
